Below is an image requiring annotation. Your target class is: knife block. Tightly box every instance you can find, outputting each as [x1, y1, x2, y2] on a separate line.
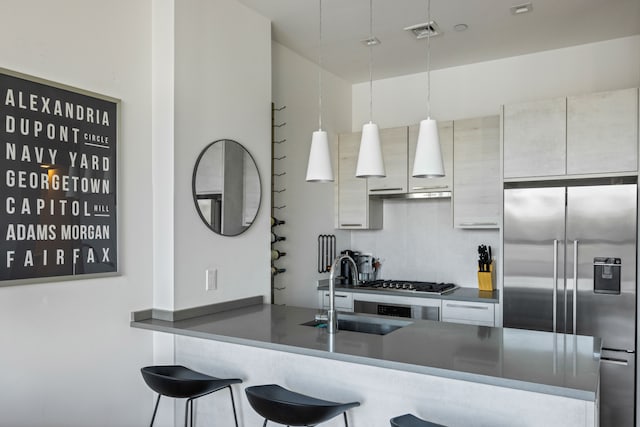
[477, 262, 494, 291]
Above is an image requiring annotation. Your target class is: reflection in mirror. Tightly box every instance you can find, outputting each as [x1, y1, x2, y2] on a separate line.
[192, 139, 261, 236]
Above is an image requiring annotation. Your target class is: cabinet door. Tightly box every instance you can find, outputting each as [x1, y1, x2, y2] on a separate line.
[453, 116, 500, 229]
[441, 300, 495, 326]
[503, 97, 566, 178]
[408, 120, 453, 193]
[336, 132, 382, 229]
[368, 126, 408, 195]
[320, 291, 354, 311]
[567, 88, 638, 175]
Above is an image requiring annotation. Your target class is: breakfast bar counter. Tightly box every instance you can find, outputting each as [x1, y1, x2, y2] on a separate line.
[131, 297, 600, 426]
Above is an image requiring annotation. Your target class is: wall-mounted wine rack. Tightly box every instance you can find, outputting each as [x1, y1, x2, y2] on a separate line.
[271, 103, 287, 302]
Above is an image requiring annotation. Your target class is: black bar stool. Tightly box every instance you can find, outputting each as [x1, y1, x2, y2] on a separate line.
[390, 414, 447, 427]
[141, 365, 242, 427]
[245, 384, 360, 426]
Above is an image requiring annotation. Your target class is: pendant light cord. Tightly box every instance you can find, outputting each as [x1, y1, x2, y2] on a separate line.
[318, 0, 323, 130]
[426, 0, 432, 119]
[369, 0, 373, 123]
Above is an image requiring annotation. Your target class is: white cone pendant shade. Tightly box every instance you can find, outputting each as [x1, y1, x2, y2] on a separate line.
[412, 118, 444, 178]
[306, 130, 334, 182]
[356, 122, 385, 177]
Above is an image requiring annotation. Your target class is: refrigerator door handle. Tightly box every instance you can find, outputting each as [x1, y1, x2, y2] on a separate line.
[573, 240, 579, 335]
[553, 239, 558, 333]
[601, 356, 629, 366]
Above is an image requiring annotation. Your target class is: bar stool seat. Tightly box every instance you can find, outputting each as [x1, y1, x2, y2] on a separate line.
[141, 365, 241, 427]
[390, 414, 447, 427]
[245, 384, 360, 426]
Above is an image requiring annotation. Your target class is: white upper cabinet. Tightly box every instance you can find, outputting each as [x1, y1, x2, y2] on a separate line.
[566, 88, 638, 175]
[503, 88, 639, 180]
[503, 97, 567, 179]
[367, 126, 408, 195]
[336, 131, 382, 230]
[453, 116, 501, 229]
[408, 121, 453, 193]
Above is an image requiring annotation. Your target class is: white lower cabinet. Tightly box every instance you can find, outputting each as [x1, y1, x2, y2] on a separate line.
[441, 300, 495, 327]
[318, 290, 354, 312]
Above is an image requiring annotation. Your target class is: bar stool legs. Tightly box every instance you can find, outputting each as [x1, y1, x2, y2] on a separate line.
[148, 384, 239, 427]
[150, 394, 161, 427]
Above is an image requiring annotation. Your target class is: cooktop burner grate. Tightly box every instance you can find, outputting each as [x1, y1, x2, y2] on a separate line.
[357, 280, 456, 294]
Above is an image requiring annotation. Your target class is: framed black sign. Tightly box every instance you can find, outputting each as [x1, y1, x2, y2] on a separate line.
[0, 68, 119, 285]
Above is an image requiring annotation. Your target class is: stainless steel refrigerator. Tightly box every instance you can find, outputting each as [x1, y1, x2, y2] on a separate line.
[503, 178, 637, 427]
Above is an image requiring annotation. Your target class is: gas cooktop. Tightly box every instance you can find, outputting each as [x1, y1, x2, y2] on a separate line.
[357, 280, 457, 294]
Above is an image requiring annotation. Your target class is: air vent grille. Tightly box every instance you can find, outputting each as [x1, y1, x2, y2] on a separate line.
[360, 37, 381, 46]
[404, 21, 441, 39]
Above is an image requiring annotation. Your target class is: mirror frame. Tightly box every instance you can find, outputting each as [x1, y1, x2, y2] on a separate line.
[191, 139, 262, 236]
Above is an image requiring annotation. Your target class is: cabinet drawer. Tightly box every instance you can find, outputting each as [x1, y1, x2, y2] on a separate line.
[442, 301, 495, 325]
[446, 318, 495, 327]
[321, 291, 354, 311]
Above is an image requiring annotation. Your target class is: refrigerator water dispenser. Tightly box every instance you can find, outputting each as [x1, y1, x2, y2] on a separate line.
[593, 257, 622, 294]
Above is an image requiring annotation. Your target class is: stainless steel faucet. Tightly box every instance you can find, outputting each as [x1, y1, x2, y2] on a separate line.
[315, 254, 358, 334]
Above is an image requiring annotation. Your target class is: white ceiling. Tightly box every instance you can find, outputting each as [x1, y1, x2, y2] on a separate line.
[236, 0, 640, 83]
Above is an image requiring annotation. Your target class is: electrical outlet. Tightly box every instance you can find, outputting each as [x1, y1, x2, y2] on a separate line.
[206, 269, 217, 291]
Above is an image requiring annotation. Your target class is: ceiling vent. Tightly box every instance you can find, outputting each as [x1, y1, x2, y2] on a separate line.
[510, 2, 533, 15]
[404, 21, 442, 39]
[360, 37, 381, 46]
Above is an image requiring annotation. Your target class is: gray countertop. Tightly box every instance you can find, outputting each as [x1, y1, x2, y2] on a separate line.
[131, 299, 600, 401]
[318, 279, 500, 303]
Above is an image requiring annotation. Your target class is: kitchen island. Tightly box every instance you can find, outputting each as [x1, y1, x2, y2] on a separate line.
[131, 297, 600, 427]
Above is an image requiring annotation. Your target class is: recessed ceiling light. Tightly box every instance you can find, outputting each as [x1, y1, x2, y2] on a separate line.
[404, 21, 442, 39]
[360, 36, 381, 46]
[453, 23, 468, 32]
[510, 2, 533, 15]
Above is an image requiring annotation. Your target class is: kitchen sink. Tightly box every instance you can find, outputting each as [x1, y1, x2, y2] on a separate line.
[302, 314, 412, 336]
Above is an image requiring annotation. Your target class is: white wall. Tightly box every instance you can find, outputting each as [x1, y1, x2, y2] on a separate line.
[271, 42, 352, 307]
[351, 199, 500, 287]
[350, 35, 640, 289]
[353, 35, 640, 129]
[172, 0, 272, 309]
[0, 1, 154, 426]
[152, 0, 176, 312]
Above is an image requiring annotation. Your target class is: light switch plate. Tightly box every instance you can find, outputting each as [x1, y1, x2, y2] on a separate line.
[206, 269, 217, 291]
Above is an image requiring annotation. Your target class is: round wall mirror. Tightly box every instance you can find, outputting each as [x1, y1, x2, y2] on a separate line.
[192, 139, 261, 236]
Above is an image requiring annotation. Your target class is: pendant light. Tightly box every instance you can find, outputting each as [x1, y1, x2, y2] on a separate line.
[306, 0, 334, 182]
[355, 0, 385, 178]
[412, 0, 444, 178]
